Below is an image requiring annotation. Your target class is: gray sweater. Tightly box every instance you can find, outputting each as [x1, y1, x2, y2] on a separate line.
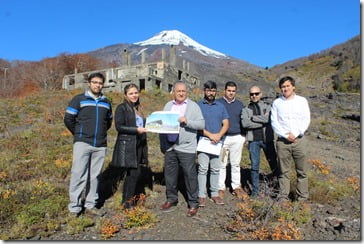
[241, 100, 274, 142]
[159, 98, 205, 153]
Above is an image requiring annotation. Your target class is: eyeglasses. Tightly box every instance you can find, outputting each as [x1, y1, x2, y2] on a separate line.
[90, 80, 104, 85]
[250, 92, 260, 96]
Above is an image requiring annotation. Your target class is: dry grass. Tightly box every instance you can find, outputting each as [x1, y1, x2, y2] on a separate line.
[0, 89, 359, 240]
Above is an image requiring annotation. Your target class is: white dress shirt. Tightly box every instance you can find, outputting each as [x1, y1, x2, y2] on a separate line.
[270, 94, 310, 139]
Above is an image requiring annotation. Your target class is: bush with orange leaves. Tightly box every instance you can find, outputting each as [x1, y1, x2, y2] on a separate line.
[228, 197, 305, 240]
[346, 176, 360, 192]
[100, 217, 121, 240]
[271, 218, 301, 240]
[308, 159, 330, 175]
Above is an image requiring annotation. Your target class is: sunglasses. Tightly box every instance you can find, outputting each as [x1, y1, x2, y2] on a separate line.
[250, 92, 260, 96]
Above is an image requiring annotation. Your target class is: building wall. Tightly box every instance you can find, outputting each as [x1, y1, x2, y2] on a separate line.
[62, 47, 200, 93]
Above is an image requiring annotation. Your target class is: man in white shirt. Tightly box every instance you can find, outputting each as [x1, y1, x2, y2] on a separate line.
[270, 76, 310, 202]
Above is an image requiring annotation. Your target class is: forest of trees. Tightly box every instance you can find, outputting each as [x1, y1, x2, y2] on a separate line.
[0, 53, 112, 98]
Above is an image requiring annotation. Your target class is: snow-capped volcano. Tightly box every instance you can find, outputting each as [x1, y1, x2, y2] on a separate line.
[134, 30, 227, 58]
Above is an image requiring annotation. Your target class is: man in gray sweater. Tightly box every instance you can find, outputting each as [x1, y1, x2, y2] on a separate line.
[241, 85, 279, 198]
[159, 82, 205, 217]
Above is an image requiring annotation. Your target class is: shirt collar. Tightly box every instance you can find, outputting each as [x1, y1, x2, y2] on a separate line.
[173, 99, 188, 105]
[202, 98, 216, 105]
[223, 96, 235, 104]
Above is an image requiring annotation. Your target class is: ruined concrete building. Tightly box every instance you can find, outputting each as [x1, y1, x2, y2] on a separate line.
[62, 45, 200, 93]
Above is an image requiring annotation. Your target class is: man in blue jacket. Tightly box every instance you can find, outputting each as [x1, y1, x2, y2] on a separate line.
[64, 72, 113, 217]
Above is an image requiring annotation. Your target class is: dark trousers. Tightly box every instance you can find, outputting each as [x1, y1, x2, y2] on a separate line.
[164, 150, 199, 208]
[122, 146, 144, 205]
[122, 166, 142, 205]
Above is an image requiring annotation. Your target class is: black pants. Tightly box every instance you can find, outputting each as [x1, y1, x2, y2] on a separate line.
[164, 149, 199, 208]
[122, 146, 145, 205]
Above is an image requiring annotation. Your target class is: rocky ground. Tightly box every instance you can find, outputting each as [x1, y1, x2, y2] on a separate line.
[42, 92, 361, 241]
[44, 134, 360, 241]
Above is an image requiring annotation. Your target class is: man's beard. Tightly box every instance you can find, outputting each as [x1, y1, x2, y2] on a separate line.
[204, 94, 215, 103]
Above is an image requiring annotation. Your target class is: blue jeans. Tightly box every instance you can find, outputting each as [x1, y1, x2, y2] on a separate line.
[248, 140, 278, 196]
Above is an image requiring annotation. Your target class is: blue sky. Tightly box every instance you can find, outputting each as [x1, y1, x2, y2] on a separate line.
[0, 0, 360, 68]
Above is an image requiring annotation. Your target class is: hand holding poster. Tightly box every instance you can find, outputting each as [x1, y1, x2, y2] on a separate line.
[145, 111, 180, 134]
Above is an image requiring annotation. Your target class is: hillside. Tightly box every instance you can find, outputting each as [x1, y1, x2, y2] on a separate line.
[269, 35, 360, 95]
[0, 30, 360, 241]
[0, 86, 360, 240]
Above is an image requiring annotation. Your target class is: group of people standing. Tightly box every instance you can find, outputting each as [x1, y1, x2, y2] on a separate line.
[64, 72, 310, 218]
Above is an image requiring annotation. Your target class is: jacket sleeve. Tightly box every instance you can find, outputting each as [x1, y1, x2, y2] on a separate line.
[106, 102, 113, 130]
[185, 101, 205, 130]
[114, 104, 138, 135]
[64, 96, 79, 135]
[241, 107, 263, 129]
[251, 103, 270, 124]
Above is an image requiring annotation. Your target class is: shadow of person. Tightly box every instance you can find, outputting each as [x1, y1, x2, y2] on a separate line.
[97, 163, 155, 208]
[96, 165, 125, 208]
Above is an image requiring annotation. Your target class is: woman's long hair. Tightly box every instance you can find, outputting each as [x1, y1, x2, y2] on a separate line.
[124, 83, 144, 117]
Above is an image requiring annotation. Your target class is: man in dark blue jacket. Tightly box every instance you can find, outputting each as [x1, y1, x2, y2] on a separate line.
[64, 72, 113, 217]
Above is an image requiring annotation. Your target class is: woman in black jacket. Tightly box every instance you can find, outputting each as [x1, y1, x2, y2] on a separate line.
[111, 83, 148, 209]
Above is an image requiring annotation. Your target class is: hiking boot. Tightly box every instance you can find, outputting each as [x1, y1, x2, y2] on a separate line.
[218, 190, 225, 199]
[198, 197, 206, 207]
[211, 196, 224, 205]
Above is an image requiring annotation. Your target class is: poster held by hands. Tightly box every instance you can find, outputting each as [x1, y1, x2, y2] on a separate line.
[145, 111, 180, 134]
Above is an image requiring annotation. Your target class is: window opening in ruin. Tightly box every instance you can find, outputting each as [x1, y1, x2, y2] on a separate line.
[168, 84, 173, 93]
[155, 80, 161, 89]
[178, 70, 182, 80]
[139, 79, 145, 90]
[69, 78, 75, 86]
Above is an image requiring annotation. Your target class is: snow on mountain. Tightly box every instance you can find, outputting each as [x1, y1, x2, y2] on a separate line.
[134, 30, 227, 58]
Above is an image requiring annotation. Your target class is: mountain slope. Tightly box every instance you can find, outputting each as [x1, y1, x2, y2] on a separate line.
[87, 30, 274, 95]
[87, 30, 360, 97]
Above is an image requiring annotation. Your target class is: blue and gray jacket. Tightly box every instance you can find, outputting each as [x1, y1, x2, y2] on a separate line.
[64, 90, 113, 147]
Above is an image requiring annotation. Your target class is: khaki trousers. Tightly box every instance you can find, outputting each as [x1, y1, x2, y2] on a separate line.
[276, 137, 308, 200]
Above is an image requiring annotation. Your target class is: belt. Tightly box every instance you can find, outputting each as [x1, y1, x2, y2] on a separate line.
[277, 135, 303, 144]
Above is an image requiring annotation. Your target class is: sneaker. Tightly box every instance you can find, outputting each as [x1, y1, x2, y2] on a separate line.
[159, 201, 178, 212]
[218, 190, 225, 199]
[211, 196, 224, 205]
[85, 207, 106, 217]
[198, 197, 206, 207]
